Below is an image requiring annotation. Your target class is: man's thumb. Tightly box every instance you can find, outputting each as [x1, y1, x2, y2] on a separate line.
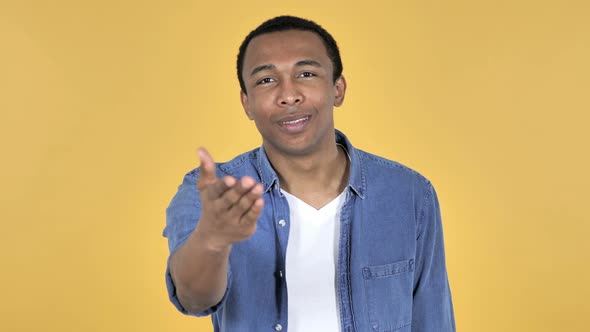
[197, 147, 216, 191]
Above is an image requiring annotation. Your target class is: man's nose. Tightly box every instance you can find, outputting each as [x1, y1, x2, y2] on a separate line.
[277, 80, 303, 106]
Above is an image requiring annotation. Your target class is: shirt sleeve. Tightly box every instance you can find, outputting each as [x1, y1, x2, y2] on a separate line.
[412, 182, 456, 331]
[163, 170, 232, 317]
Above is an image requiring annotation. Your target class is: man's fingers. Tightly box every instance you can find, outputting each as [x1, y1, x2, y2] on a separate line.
[207, 176, 236, 201]
[197, 147, 217, 191]
[216, 176, 257, 212]
[240, 197, 264, 224]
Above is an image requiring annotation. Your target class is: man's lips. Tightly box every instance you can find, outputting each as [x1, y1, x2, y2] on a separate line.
[277, 115, 311, 133]
[278, 115, 311, 125]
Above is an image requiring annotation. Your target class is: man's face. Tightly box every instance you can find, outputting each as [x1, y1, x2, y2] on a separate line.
[240, 30, 346, 158]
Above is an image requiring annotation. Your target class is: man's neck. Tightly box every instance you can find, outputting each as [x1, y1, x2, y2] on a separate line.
[265, 143, 349, 210]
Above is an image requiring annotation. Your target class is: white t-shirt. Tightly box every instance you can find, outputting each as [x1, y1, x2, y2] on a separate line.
[282, 189, 347, 332]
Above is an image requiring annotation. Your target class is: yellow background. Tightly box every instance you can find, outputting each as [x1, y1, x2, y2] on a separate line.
[1, 0, 589, 331]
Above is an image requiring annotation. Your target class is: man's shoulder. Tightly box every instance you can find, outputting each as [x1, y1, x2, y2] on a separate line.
[354, 148, 432, 188]
[183, 148, 260, 182]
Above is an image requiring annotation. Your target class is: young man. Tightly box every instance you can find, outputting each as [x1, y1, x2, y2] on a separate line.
[164, 16, 455, 332]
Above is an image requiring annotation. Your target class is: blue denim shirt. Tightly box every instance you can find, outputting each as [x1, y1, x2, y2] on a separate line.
[164, 130, 455, 332]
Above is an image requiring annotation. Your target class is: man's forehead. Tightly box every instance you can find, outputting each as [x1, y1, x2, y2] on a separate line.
[243, 30, 329, 66]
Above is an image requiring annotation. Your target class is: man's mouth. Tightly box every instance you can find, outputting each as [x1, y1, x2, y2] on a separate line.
[280, 116, 310, 125]
[278, 115, 311, 133]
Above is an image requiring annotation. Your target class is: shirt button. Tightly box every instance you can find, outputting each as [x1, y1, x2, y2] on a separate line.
[278, 270, 283, 278]
[274, 323, 283, 331]
[278, 219, 286, 227]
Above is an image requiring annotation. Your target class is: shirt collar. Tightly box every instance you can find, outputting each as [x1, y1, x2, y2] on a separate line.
[256, 144, 280, 194]
[256, 129, 366, 199]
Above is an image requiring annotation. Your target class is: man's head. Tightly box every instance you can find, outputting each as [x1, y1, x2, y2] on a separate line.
[236, 16, 347, 158]
[237, 15, 343, 94]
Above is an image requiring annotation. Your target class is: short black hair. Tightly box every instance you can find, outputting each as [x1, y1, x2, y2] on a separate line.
[236, 15, 343, 94]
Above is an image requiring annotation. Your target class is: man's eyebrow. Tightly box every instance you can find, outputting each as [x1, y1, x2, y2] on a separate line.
[250, 60, 323, 77]
[250, 64, 275, 77]
[296, 59, 322, 67]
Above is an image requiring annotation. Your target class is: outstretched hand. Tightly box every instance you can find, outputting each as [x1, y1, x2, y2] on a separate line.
[195, 147, 264, 251]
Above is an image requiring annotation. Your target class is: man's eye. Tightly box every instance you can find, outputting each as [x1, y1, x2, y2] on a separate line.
[257, 78, 274, 85]
[299, 72, 316, 78]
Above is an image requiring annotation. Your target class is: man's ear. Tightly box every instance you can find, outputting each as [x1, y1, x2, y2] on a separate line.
[333, 76, 347, 107]
[240, 90, 253, 120]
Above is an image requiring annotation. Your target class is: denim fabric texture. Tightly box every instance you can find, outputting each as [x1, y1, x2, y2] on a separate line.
[163, 130, 456, 332]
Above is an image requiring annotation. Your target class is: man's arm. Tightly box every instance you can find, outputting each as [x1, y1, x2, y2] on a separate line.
[169, 227, 231, 314]
[412, 182, 456, 331]
[168, 148, 264, 314]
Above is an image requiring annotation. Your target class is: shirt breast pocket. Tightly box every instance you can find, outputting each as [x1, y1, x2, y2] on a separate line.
[363, 258, 414, 332]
